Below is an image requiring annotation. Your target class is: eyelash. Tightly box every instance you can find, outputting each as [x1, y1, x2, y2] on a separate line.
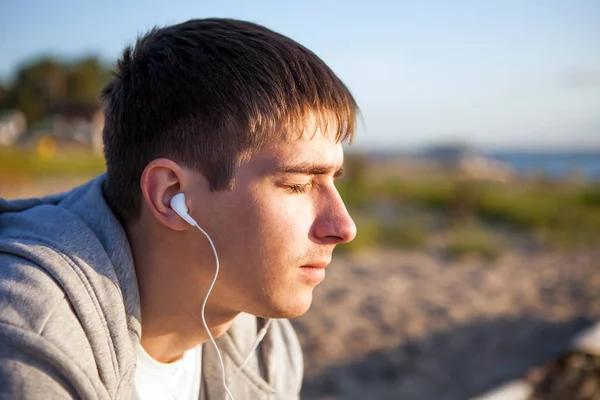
[286, 183, 312, 194]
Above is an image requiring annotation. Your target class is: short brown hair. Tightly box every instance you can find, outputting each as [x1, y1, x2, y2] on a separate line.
[102, 18, 358, 223]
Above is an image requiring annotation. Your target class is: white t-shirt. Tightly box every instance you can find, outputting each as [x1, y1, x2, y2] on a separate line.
[132, 344, 202, 400]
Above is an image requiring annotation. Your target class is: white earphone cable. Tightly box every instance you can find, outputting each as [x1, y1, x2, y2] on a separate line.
[193, 222, 235, 400]
[172, 192, 273, 400]
[232, 318, 273, 378]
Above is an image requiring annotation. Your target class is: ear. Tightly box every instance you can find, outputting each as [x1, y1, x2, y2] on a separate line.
[140, 158, 194, 231]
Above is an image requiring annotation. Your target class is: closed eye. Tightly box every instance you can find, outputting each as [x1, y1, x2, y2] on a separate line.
[286, 183, 312, 194]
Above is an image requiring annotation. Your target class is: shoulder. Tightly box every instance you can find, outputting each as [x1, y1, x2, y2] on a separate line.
[0, 253, 110, 398]
[0, 252, 67, 334]
[0, 251, 96, 370]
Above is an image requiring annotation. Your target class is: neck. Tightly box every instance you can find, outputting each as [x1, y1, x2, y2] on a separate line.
[127, 218, 239, 363]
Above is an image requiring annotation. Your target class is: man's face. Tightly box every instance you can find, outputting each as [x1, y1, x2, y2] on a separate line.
[196, 129, 356, 319]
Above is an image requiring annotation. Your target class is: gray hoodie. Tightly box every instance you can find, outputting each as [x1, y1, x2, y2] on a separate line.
[0, 175, 303, 399]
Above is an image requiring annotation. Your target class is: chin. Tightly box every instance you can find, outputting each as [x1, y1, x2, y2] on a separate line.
[261, 290, 314, 319]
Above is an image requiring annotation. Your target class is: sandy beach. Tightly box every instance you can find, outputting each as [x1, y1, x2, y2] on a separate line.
[294, 249, 600, 399]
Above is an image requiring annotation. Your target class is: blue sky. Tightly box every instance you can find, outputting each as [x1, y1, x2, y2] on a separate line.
[1, 0, 599, 150]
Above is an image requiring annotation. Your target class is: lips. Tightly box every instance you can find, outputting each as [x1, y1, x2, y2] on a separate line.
[301, 261, 329, 270]
[299, 261, 330, 283]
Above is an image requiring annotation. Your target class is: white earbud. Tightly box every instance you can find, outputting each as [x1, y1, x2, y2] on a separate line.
[170, 193, 198, 227]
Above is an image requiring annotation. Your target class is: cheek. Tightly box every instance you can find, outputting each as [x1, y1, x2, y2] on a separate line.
[241, 192, 315, 265]
[214, 186, 316, 268]
[264, 195, 313, 240]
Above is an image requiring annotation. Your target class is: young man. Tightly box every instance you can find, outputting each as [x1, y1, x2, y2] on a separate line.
[0, 18, 357, 399]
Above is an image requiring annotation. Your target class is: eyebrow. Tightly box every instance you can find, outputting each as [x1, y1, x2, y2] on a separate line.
[269, 162, 345, 178]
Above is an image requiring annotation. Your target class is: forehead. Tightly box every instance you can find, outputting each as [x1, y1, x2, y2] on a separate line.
[244, 128, 345, 173]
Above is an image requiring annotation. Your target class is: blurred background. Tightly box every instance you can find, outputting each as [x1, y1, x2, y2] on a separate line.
[1, 1, 599, 399]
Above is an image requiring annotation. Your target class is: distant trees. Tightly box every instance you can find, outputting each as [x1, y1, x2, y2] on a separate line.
[0, 85, 6, 109]
[0, 57, 112, 125]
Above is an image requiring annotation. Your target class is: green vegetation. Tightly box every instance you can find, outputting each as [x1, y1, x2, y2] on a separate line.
[445, 223, 505, 261]
[379, 219, 428, 250]
[336, 154, 600, 256]
[581, 186, 600, 208]
[374, 177, 455, 210]
[0, 147, 105, 181]
[336, 217, 381, 254]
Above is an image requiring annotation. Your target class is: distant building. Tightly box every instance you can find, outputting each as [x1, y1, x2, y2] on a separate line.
[19, 103, 104, 154]
[423, 143, 477, 165]
[422, 143, 513, 181]
[0, 110, 27, 146]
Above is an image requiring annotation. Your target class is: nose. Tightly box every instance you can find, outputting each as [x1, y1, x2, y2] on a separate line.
[311, 187, 357, 245]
